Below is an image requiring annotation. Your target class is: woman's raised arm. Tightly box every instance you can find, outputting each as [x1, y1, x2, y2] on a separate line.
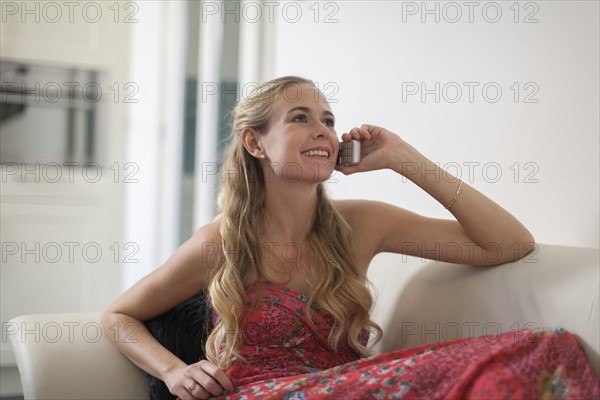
[336, 125, 535, 266]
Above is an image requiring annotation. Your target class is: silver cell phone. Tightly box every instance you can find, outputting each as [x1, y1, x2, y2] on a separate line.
[336, 140, 361, 166]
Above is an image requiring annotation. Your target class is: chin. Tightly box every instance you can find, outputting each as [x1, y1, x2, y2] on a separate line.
[317, 171, 335, 183]
[304, 161, 336, 183]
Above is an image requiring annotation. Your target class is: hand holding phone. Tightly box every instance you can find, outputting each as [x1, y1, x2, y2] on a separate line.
[336, 140, 361, 166]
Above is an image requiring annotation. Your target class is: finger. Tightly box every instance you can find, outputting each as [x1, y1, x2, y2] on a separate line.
[188, 363, 229, 396]
[174, 389, 194, 400]
[340, 132, 352, 141]
[348, 128, 361, 140]
[358, 126, 372, 139]
[349, 126, 371, 141]
[188, 382, 212, 399]
[189, 375, 223, 397]
[360, 123, 379, 134]
[197, 360, 234, 393]
[208, 367, 234, 393]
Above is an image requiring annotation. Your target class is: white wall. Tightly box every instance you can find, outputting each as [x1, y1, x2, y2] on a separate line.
[0, 1, 132, 395]
[122, 1, 187, 289]
[260, 0, 598, 248]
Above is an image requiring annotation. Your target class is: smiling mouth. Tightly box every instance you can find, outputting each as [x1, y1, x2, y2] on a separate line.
[301, 150, 329, 158]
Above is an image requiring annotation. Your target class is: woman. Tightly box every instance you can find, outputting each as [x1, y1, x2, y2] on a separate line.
[102, 77, 597, 399]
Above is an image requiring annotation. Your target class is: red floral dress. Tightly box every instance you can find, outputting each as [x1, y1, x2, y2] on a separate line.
[213, 282, 600, 399]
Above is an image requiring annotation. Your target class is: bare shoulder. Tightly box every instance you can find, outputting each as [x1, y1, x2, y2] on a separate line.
[193, 216, 222, 238]
[331, 199, 393, 226]
[147, 219, 223, 291]
[330, 199, 394, 262]
[332, 198, 424, 228]
[184, 218, 226, 278]
[189, 219, 222, 256]
[331, 199, 432, 257]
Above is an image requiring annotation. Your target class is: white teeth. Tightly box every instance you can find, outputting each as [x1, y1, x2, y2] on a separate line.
[302, 150, 329, 157]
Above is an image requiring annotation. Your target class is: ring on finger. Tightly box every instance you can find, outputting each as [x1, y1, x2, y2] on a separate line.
[188, 381, 196, 391]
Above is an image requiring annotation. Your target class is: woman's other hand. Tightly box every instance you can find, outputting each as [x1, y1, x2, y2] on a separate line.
[168, 359, 234, 400]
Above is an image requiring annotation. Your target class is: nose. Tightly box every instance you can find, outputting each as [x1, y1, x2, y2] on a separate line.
[313, 121, 332, 139]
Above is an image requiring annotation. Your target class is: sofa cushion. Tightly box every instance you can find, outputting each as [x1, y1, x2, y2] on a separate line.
[144, 291, 212, 400]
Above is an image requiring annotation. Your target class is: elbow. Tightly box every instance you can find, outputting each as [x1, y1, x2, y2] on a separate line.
[515, 231, 536, 261]
[99, 306, 125, 338]
[479, 233, 536, 266]
[99, 308, 114, 334]
[502, 232, 537, 264]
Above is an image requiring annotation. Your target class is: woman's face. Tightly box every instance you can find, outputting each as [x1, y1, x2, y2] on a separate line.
[259, 83, 338, 183]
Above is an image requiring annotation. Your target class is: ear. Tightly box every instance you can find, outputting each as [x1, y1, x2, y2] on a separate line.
[241, 127, 264, 159]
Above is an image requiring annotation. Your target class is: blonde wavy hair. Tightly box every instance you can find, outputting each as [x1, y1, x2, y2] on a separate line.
[205, 76, 382, 369]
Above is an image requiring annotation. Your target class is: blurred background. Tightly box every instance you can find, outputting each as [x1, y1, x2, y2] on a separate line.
[0, 0, 598, 397]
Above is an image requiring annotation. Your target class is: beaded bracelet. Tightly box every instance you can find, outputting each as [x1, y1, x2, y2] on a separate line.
[445, 180, 463, 210]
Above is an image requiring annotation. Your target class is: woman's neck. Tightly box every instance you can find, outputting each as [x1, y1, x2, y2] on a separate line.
[261, 180, 318, 244]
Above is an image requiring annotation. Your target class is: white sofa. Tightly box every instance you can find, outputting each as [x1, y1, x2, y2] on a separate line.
[8, 243, 599, 399]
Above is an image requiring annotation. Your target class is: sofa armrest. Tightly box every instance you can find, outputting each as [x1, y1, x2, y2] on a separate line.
[367, 243, 600, 377]
[7, 312, 148, 400]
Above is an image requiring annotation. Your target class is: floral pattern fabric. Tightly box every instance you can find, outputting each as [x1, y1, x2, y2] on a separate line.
[213, 282, 600, 399]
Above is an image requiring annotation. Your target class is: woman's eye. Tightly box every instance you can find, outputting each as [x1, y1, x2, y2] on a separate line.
[324, 118, 335, 127]
[293, 114, 308, 122]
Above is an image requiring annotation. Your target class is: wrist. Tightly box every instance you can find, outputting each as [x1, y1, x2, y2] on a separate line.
[162, 358, 188, 385]
[390, 147, 427, 179]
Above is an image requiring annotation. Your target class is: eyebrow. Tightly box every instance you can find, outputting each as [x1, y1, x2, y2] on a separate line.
[287, 106, 335, 118]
